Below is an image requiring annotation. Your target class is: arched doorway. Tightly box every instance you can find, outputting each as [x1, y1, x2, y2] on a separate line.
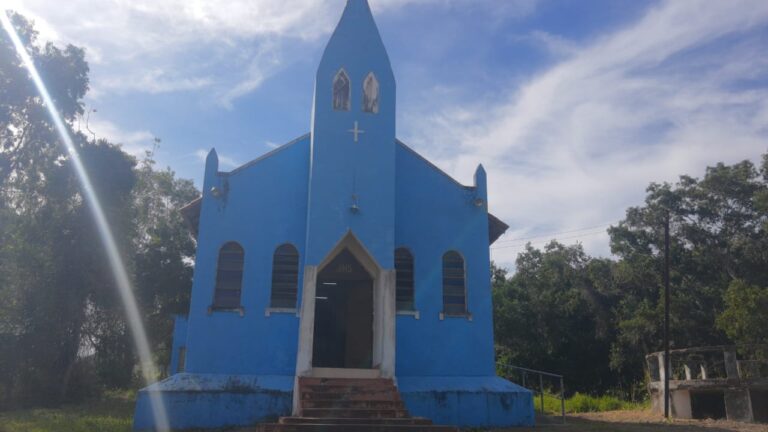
[312, 248, 373, 369]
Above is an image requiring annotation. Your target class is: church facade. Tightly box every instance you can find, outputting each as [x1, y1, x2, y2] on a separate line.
[133, 1, 533, 430]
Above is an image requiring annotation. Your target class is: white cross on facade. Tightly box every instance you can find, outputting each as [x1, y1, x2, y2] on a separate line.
[347, 121, 365, 143]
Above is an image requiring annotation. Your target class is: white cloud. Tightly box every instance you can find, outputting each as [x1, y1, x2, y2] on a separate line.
[83, 118, 155, 157]
[400, 0, 768, 268]
[194, 149, 240, 169]
[511, 30, 578, 57]
[7, 0, 538, 105]
[95, 70, 213, 97]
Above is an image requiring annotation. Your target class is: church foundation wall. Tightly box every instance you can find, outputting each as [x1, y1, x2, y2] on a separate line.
[397, 376, 534, 427]
[133, 374, 293, 431]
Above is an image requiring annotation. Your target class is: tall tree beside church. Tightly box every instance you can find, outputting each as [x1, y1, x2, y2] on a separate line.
[0, 11, 199, 404]
[0, 11, 102, 406]
[132, 152, 199, 374]
[607, 154, 768, 376]
[493, 243, 623, 395]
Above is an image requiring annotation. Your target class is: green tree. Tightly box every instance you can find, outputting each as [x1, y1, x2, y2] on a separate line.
[131, 151, 199, 375]
[716, 280, 768, 358]
[0, 11, 199, 406]
[494, 242, 621, 395]
[607, 155, 768, 381]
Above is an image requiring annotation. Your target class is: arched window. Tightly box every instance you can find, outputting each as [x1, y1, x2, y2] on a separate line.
[270, 244, 300, 309]
[395, 248, 414, 311]
[213, 242, 244, 309]
[362, 72, 379, 114]
[442, 251, 466, 315]
[332, 69, 351, 111]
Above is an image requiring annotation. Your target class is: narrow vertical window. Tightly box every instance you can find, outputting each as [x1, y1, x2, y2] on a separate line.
[442, 251, 466, 315]
[270, 244, 300, 309]
[395, 248, 415, 311]
[333, 69, 351, 111]
[213, 242, 244, 309]
[362, 72, 379, 114]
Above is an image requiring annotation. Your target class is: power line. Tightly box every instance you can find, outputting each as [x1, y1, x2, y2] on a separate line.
[491, 228, 609, 250]
[493, 222, 615, 245]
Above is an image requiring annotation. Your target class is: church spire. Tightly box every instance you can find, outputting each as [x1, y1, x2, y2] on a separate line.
[305, 0, 397, 269]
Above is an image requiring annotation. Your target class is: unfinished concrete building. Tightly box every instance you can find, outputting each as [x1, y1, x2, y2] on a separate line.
[647, 346, 768, 423]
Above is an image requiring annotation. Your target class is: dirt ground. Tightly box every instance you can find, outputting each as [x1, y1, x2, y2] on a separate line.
[503, 410, 768, 432]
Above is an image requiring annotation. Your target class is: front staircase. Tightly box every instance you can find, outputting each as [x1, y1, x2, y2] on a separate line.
[255, 377, 458, 432]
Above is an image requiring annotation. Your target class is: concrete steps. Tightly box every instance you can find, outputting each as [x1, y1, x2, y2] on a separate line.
[257, 424, 459, 432]
[255, 377, 458, 432]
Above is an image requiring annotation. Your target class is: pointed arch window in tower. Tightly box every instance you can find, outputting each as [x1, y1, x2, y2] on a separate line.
[362, 72, 379, 114]
[333, 69, 351, 111]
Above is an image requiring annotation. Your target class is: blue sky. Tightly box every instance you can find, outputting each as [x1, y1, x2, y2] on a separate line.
[10, 0, 768, 269]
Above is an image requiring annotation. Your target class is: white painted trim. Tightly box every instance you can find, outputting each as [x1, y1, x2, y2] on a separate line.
[439, 311, 473, 321]
[292, 231, 397, 414]
[264, 307, 298, 317]
[396, 310, 420, 319]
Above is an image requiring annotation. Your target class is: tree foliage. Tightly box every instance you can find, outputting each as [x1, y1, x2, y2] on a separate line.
[0, 12, 198, 408]
[493, 152, 768, 397]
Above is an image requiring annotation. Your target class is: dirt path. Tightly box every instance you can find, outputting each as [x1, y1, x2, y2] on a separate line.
[492, 410, 768, 432]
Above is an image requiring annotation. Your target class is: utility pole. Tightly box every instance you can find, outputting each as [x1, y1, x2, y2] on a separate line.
[664, 209, 671, 419]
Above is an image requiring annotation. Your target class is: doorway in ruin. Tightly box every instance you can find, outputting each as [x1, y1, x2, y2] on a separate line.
[751, 389, 768, 423]
[690, 391, 726, 420]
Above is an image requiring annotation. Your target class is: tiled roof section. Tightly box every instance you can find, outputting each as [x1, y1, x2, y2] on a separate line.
[488, 213, 509, 245]
[180, 197, 202, 237]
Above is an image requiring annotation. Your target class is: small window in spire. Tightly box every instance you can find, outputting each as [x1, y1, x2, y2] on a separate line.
[333, 69, 351, 111]
[362, 72, 379, 114]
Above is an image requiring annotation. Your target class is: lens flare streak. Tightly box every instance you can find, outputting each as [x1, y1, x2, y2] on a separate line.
[1, 12, 169, 431]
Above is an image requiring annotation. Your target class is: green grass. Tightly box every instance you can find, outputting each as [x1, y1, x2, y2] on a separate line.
[533, 392, 648, 415]
[0, 390, 135, 432]
[0, 389, 648, 431]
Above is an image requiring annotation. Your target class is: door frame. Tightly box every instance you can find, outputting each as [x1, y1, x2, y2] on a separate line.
[293, 231, 396, 413]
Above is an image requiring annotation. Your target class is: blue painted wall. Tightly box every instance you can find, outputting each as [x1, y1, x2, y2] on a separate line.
[305, 0, 397, 269]
[183, 136, 310, 376]
[176, 0, 495, 385]
[168, 315, 188, 375]
[142, 1, 533, 429]
[394, 143, 495, 377]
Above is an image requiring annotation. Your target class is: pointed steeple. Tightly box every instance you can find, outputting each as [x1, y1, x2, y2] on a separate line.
[305, 0, 397, 269]
[203, 148, 219, 192]
[314, 0, 394, 118]
[319, 0, 392, 73]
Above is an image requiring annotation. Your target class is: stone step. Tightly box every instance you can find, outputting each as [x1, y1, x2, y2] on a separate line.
[279, 417, 433, 425]
[300, 408, 410, 419]
[301, 399, 405, 410]
[256, 423, 459, 432]
[301, 390, 400, 401]
[299, 378, 394, 387]
[301, 383, 396, 393]
[253, 377, 457, 432]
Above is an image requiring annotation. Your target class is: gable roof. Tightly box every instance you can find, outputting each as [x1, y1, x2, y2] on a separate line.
[180, 135, 509, 245]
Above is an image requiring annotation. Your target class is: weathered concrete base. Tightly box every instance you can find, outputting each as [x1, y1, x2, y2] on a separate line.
[132, 373, 293, 431]
[397, 376, 534, 427]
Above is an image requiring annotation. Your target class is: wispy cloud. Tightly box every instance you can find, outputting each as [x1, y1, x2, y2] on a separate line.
[94, 69, 213, 97]
[84, 118, 155, 157]
[194, 149, 240, 169]
[7, 0, 538, 105]
[400, 0, 768, 266]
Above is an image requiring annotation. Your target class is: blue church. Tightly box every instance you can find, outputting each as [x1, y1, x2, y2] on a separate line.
[133, 1, 533, 430]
